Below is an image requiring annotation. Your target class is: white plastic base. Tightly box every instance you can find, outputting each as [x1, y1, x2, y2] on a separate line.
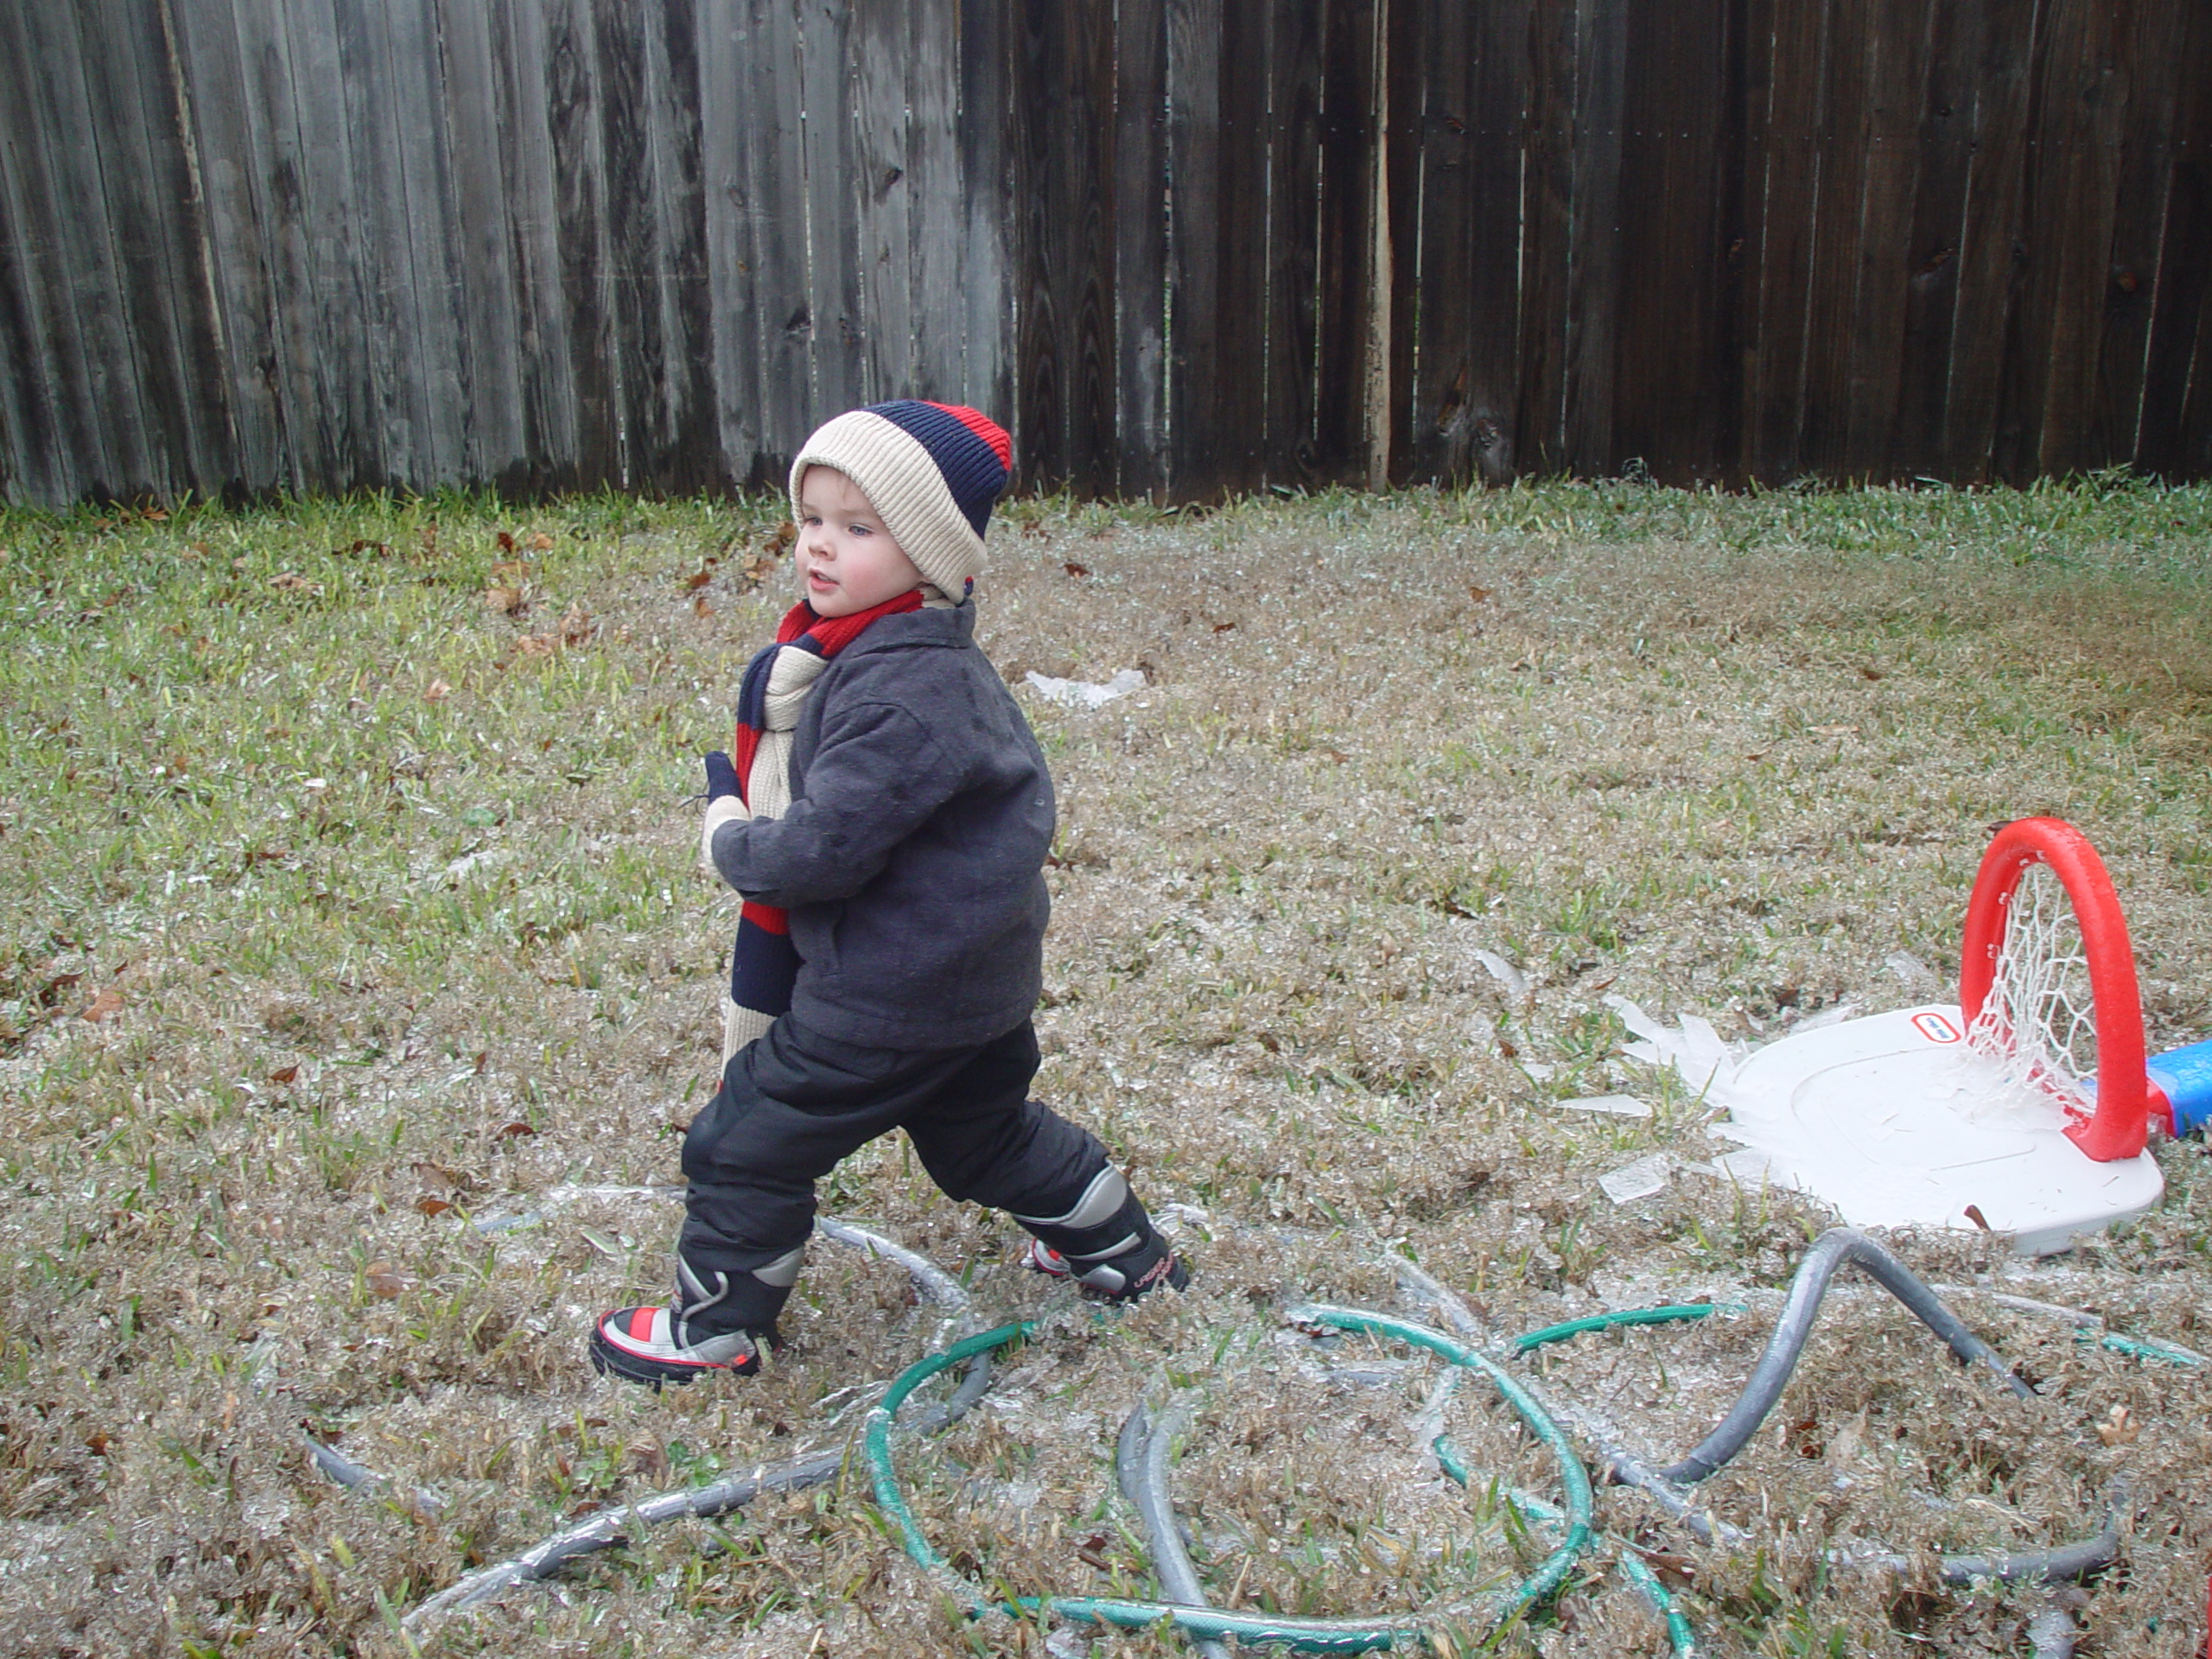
[1719, 1005, 2164, 1255]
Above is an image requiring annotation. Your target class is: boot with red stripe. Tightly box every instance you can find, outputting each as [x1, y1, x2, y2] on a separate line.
[1015, 1168, 1190, 1302]
[589, 1246, 800, 1388]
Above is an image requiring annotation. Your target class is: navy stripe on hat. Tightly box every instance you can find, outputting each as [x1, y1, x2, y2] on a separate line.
[867, 400, 1009, 537]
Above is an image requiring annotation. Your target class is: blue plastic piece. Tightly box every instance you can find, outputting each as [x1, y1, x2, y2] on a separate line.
[2147, 1039, 2212, 1135]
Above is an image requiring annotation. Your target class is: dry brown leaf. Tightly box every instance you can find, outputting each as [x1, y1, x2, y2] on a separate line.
[491, 559, 527, 580]
[414, 1197, 454, 1217]
[268, 1065, 299, 1085]
[683, 569, 715, 592]
[1213, 620, 1238, 633]
[529, 531, 556, 551]
[767, 519, 796, 550]
[80, 985, 123, 1023]
[1064, 563, 1090, 578]
[484, 585, 525, 616]
[495, 531, 516, 553]
[269, 572, 321, 594]
[558, 603, 594, 645]
[693, 594, 714, 618]
[1469, 584, 1493, 602]
[424, 679, 452, 702]
[493, 1120, 536, 1139]
[363, 1263, 415, 1299]
[513, 634, 556, 656]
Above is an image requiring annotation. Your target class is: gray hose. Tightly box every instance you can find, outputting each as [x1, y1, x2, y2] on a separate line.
[398, 1217, 989, 1632]
[1117, 1401, 1232, 1659]
[1661, 1229, 2031, 1484]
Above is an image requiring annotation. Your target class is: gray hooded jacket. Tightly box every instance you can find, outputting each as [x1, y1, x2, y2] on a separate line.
[707, 603, 1055, 1049]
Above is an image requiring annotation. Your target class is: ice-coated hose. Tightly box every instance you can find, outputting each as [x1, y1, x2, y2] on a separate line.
[1394, 1259, 1745, 1547]
[400, 1217, 990, 1633]
[1510, 1299, 2129, 1584]
[1657, 1229, 2029, 1484]
[1117, 1402, 1232, 1659]
[865, 1307, 1599, 1652]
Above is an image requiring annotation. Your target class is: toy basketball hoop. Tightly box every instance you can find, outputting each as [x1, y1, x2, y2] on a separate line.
[1706, 817, 2192, 1255]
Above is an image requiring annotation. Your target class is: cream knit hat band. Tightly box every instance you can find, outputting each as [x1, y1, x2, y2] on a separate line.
[789, 409, 995, 599]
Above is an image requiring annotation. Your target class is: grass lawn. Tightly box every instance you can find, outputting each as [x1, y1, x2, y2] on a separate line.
[2, 479, 2209, 1657]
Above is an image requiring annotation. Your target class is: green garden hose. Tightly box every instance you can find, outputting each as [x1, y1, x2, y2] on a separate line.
[862, 1306, 1600, 1652]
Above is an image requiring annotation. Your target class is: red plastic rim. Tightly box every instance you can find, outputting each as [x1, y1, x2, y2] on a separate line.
[1958, 817, 2152, 1162]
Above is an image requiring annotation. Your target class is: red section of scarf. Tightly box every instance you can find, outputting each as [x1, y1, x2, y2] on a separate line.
[734, 588, 926, 791]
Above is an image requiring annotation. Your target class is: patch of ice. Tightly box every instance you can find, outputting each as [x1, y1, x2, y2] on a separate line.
[1885, 950, 1939, 988]
[1471, 948, 1528, 1001]
[1599, 1154, 1674, 1205]
[1553, 1093, 1653, 1119]
[1712, 1147, 1779, 1186]
[1607, 995, 1745, 1104]
[1024, 668, 1147, 710]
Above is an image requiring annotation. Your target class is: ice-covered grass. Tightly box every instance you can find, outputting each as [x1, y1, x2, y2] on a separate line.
[1, 478, 2209, 1656]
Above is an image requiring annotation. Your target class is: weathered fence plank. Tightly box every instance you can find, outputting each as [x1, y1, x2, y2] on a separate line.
[3, 0, 2209, 506]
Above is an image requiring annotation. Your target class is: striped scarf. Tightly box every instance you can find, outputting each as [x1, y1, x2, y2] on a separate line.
[721, 590, 925, 1059]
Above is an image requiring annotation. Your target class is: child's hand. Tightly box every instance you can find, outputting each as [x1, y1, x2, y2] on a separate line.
[700, 752, 747, 874]
[703, 751, 740, 801]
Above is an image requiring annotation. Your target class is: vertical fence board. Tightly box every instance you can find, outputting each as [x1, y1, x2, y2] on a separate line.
[1836, 0, 1933, 476]
[1938, 0, 2039, 480]
[17, 2, 152, 495]
[1561, 0, 1626, 475]
[851, 0, 912, 403]
[1516, 0, 1579, 475]
[0, 4, 104, 502]
[957, 0, 1014, 430]
[2136, 0, 2212, 478]
[699, 0, 762, 480]
[1462, 0, 1533, 485]
[1011, 0, 1062, 485]
[738, 0, 810, 477]
[1890, 0, 1986, 479]
[593, 0, 658, 490]
[1065, 0, 1117, 496]
[76, 0, 201, 493]
[798, 0, 864, 419]
[904, 0, 964, 403]
[1112, 0, 1169, 493]
[652, 0, 720, 490]
[1741, 0, 1824, 480]
[1614, 0, 1732, 481]
[163, 0, 282, 497]
[1263, 0, 1323, 483]
[1403, 0, 1473, 485]
[1211, 0, 1268, 495]
[543, 0, 620, 487]
[1313, 0, 1376, 481]
[1796, 0, 1878, 475]
[436, 0, 525, 488]
[1165, 0, 1221, 496]
[2088, 0, 2185, 469]
[2026, 0, 2133, 478]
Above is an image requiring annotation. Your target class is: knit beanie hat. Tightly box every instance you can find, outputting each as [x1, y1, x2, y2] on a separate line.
[788, 401, 1013, 600]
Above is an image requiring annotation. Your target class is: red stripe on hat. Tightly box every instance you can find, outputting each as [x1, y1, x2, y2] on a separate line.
[926, 402, 1012, 470]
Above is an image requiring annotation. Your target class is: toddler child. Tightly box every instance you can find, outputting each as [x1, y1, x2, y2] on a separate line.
[591, 400, 1187, 1386]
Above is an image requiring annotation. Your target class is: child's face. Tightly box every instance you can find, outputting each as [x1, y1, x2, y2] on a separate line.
[795, 466, 925, 617]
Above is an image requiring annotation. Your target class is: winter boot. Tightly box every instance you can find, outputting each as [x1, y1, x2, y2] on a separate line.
[1015, 1168, 1189, 1302]
[589, 1243, 804, 1388]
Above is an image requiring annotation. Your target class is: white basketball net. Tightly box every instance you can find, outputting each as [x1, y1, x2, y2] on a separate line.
[1966, 861, 2097, 1111]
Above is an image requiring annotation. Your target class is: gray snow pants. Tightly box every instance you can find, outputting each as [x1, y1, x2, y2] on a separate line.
[677, 1013, 1114, 1328]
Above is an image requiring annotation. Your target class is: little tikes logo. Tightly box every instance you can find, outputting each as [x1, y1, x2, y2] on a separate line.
[1911, 1011, 1963, 1045]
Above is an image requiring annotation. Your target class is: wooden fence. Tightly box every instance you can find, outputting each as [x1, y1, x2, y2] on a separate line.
[1, 0, 2207, 507]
